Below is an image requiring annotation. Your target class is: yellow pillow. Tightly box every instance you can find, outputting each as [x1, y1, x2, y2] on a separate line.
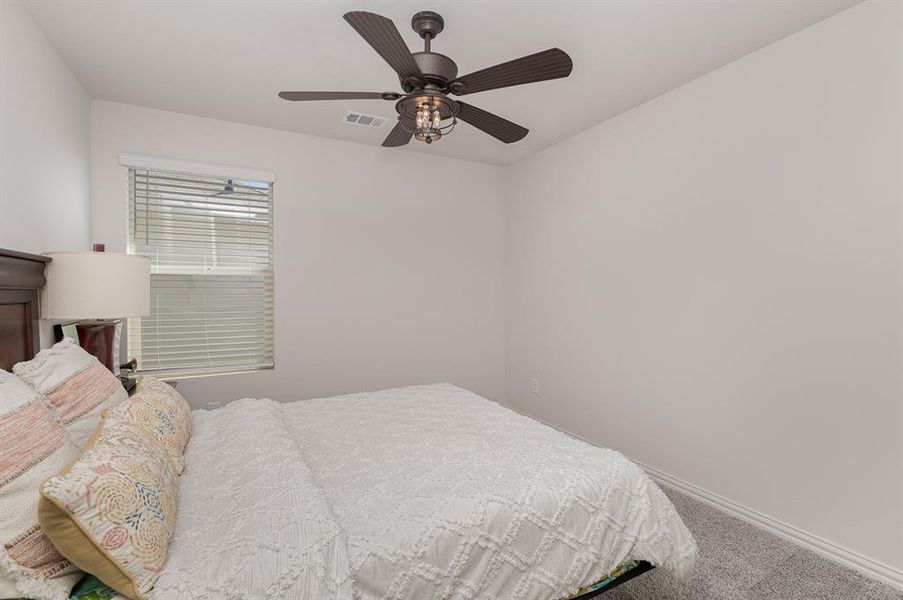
[38, 412, 179, 600]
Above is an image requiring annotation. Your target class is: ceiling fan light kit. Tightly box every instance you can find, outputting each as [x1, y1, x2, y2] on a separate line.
[278, 10, 573, 148]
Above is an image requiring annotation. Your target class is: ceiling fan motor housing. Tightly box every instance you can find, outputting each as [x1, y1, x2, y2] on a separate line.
[401, 52, 459, 92]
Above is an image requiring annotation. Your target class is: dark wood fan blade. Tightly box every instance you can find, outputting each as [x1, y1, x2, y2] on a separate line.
[455, 102, 528, 143]
[382, 119, 413, 147]
[278, 91, 397, 101]
[449, 48, 572, 95]
[344, 12, 423, 84]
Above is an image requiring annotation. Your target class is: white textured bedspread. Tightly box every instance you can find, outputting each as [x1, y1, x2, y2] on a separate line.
[159, 384, 696, 600]
[150, 398, 354, 600]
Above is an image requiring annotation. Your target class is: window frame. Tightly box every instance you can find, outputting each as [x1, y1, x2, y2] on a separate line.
[126, 165, 275, 379]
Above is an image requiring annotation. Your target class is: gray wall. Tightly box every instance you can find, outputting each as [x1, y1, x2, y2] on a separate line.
[90, 101, 507, 406]
[504, 1, 903, 570]
[0, 0, 90, 255]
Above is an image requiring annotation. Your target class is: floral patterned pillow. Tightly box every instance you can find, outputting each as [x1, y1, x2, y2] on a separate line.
[38, 412, 179, 600]
[109, 377, 191, 474]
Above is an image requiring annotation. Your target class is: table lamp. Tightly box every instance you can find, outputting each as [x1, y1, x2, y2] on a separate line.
[42, 251, 150, 372]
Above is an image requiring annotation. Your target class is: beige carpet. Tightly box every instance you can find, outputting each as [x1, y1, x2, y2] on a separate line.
[606, 488, 901, 600]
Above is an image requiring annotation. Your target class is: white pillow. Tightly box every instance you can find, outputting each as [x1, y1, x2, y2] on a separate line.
[0, 370, 83, 600]
[0, 575, 22, 598]
[14, 338, 127, 447]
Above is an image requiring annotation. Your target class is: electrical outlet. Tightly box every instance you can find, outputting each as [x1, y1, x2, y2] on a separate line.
[206, 401, 222, 410]
[529, 378, 540, 395]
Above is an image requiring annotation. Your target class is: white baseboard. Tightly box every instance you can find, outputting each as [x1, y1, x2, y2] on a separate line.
[508, 406, 903, 590]
[637, 461, 903, 591]
[505, 404, 903, 590]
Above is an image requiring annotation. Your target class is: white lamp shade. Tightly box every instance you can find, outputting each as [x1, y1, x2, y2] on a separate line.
[42, 252, 151, 319]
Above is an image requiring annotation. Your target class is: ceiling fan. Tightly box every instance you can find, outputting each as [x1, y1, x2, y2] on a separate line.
[278, 10, 573, 147]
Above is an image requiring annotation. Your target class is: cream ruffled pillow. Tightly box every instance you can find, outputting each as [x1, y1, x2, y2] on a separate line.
[14, 338, 127, 448]
[0, 370, 83, 600]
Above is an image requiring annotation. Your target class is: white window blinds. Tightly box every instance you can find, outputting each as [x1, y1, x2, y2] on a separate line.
[127, 168, 274, 378]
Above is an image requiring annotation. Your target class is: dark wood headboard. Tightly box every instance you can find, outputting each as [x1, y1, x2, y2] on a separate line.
[0, 248, 51, 371]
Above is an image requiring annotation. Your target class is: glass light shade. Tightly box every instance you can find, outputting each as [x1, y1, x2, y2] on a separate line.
[42, 252, 151, 319]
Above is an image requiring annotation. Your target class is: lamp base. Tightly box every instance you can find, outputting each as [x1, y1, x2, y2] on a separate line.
[75, 320, 118, 372]
[119, 374, 137, 395]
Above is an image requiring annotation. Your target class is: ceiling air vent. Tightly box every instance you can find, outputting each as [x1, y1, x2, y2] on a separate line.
[344, 111, 389, 129]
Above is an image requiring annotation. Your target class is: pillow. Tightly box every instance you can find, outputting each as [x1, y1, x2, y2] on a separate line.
[109, 377, 191, 474]
[0, 578, 21, 597]
[38, 412, 179, 600]
[0, 370, 83, 600]
[14, 338, 127, 447]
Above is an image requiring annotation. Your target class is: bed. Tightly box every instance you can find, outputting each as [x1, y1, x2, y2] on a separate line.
[150, 386, 696, 600]
[0, 248, 697, 599]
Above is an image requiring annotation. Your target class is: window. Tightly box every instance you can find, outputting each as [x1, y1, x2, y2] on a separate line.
[127, 166, 274, 378]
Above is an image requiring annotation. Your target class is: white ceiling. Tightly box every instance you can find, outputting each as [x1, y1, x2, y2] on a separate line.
[25, 0, 858, 166]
